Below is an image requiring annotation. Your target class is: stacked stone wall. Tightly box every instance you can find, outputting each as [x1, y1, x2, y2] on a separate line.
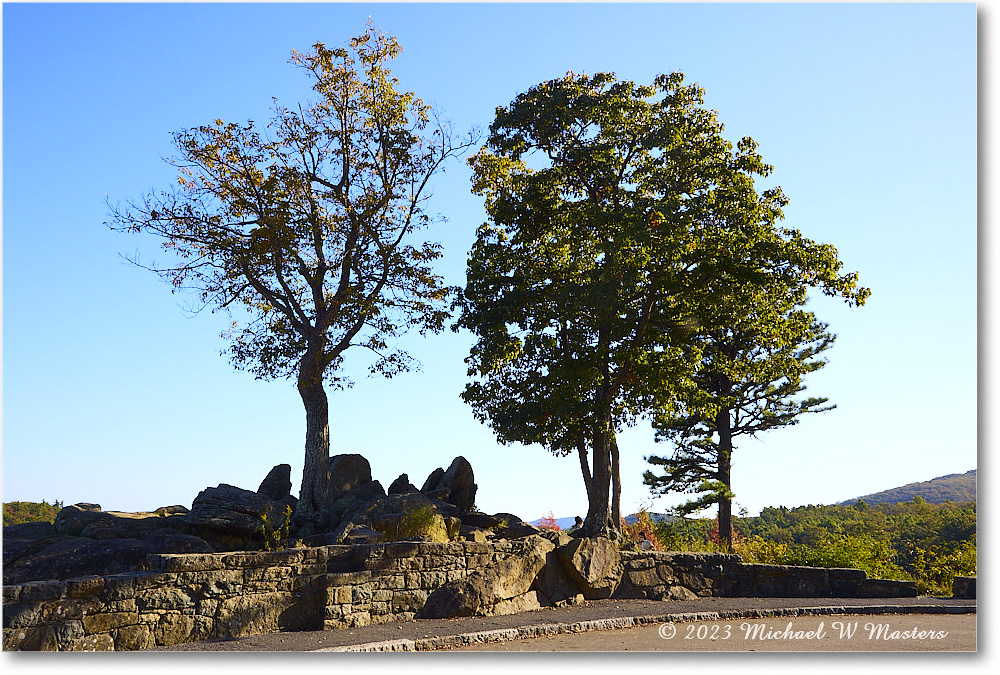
[614, 551, 918, 600]
[3, 540, 534, 651]
[4, 542, 918, 651]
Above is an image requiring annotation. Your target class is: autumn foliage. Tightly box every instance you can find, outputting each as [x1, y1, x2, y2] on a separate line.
[537, 511, 561, 531]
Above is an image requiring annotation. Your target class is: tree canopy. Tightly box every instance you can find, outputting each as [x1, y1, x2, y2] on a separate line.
[457, 71, 867, 537]
[109, 26, 474, 528]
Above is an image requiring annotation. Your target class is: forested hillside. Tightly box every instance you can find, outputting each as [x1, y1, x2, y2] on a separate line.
[839, 469, 975, 505]
[2, 500, 63, 527]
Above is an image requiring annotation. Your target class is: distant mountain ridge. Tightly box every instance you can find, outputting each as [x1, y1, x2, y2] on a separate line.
[838, 469, 976, 506]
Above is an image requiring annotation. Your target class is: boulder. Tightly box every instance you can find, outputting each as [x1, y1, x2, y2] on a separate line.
[327, 480, 386, 527]
[185, 484, 279, 536]
[417, 535, 554, 618]
[53, 503, 103, 536]
[441, 456, 477, 512]
[420, 457, 477, 512]
[79, 511, 188, 540]
[461, 512, 505, 529]
[532, 530, 582, 606]
[328, 454, 372, 499]
[666, 585, 699, 601]
[257, 464, 293, 501]
[388, 473, 419, 496]
[420, 467, 446, 494]
[492, 513, 541, 539]
[556, 536, 623, 600]
[368, 492, 450, 543]
[459, 525, 492, 543]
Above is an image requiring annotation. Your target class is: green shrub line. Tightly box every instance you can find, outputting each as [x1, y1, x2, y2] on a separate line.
[619, 498, 975, 596]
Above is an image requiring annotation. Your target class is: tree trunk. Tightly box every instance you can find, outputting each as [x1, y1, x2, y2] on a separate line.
[295, 349, 332, 531]
[576, 433, 593, 505]
[610, 434, 621, 527]
[584, 426, 614, 538]
[716, 406, 733, 553]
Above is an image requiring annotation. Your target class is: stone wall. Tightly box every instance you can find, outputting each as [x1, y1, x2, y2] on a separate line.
[2, 540, 539, 651]
[615, 552, 918, 600]
[3, 542, 917, 651]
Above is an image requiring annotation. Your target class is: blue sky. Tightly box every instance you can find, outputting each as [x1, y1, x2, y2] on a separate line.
[2, 2, 979, 524]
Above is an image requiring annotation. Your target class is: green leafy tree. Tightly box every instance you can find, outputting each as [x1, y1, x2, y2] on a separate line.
[109, 27, 474, 531]
[643, 309, 850, 551]
[457, 71, 861, 537]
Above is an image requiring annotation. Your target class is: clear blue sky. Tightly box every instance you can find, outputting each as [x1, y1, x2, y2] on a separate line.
[2, 2, 979, 523]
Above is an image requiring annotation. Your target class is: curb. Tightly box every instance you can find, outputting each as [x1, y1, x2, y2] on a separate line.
[313, 604, 976, 652]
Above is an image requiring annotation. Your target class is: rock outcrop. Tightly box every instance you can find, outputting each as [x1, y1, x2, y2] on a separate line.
[186, 484, 281, 536]
[3, 532, 212, 584]
[556, 536, 623, 599]
[417, 535, 553, 618]
[257, 463, 293, 501]
[419, 457, 477, 512]
[387, 473, 419, 495]
[328, 454, 372, 499]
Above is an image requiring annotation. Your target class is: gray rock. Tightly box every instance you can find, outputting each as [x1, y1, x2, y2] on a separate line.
[328, 454, 372, 499]
[53, 504, 103, 536]
[79, 512, 188, 540]
[461, 512, 504, 529]
[328, 479, 386, 527]
[557, 536, 623, 600]
[532, 529, 580, 605]
[459, 525, 492, 543]
[3, 521, 56, 541]
[368, 492, 451, 543]
[417, 535, 554, 618]
[420, 467, 446, 494]
[185, 484, 278, 535]
[343, 526, 385, 545]
[388, 473, 419, 495]
[419, 458, 478, 512]
[666, 585, 700, 601]
[3, 534, 212, 585]
[257, 464, 293, 501]
[492, 513, 541, 539]
[441, 456, 477, 512]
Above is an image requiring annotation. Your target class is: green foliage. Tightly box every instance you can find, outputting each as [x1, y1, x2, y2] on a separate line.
[108, 24, 476, 517]
[260, 504, 293, 551]
[458, 70, 867, 537]
[3, 500, 64, 527]
[110, 24, 468, 387]
[652, 499, 976, 596]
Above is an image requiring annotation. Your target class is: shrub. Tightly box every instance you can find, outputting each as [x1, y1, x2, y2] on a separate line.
[260, 504, 293, 551]
[619, 509, 663, 551]
[538, 511, 561, 531]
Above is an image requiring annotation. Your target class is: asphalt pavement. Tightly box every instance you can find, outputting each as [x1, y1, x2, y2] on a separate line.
[150, 596, 975, 652]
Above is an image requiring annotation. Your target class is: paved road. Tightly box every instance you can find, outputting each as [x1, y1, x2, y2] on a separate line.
[152, 596, 975, 652]
[444, 613, 976, 652]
